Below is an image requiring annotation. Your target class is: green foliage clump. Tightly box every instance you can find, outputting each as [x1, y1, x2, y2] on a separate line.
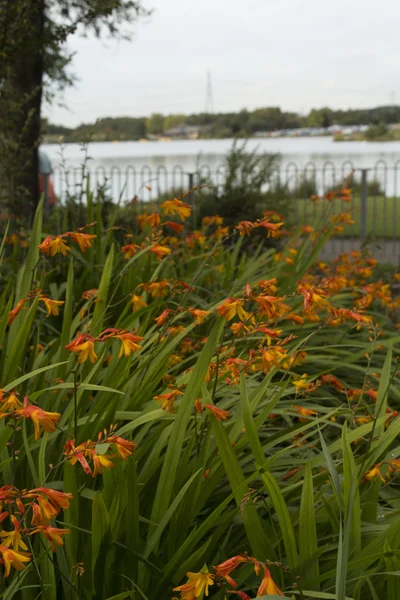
[0, 192, 399, 600]
[196, 142, 286, 229]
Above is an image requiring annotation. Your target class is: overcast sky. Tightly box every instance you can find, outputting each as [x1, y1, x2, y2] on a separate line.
[44, 0, 400, 127]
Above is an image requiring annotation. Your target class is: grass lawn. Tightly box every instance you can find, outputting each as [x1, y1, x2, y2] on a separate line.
[289, 194, 400, 238]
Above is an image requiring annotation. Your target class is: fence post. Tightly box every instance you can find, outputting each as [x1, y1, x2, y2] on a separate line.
[187, 172, 196, 227]
[360, 169, 368, 244]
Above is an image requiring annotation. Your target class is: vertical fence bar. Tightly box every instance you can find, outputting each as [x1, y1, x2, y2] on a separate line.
[360, 168, 368, 244]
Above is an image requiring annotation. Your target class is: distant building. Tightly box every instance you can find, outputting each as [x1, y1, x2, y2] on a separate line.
[163, 124, 205, 139]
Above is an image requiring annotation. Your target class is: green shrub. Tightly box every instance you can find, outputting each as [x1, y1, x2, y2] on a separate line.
[0, 193, 399, 600]
[196, 141, 283, 226]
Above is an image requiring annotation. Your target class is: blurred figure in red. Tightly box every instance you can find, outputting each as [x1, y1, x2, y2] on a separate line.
[39, 150, 58, 207]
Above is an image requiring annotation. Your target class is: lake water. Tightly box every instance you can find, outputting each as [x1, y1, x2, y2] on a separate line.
[41, 137, 400, 200]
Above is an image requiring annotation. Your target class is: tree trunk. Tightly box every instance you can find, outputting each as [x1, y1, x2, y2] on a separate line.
[1, 0, 45, 221]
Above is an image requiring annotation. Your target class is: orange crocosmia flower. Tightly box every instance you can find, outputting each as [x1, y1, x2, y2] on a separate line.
[17, 397, 61, 440]
[304, 310, 321, 323]
[260, 346, 287, 371]
[0, 515, 27, 551]
[333, 308, 372, 326]
[0, 391, 23, 414]
[27, 488, 73, 514]
[149, 244, 171, 260]
[203, 215, 223, 227]
[355, 415, 372, 425]
[161, 198, 191, 221]
[257, 565, 284, 597]
[214, 555, 247, 586]
[0, 545, 31, 577]
[14, 499, 24, 515]
[213, 226, 229, 239]
[337, 212, 355, 225]
[181, 337, 196, 353]
[264, 210, 283, 221]
[39, 296, 64, 317]
[155, 309, 174, 326]
[257, 278, 278, 293]
[320, 373, 345, 391]
[294, 405, 318, 421]
[364, 463, 385, 483]
[188, 308, 210, 325]
[30, 526, 69, 552]
[216, 298, 250, 322]
[253, 295, 284, 318]
[387, 459, 400, 473]
[282, 467, 302, 481]
[230, 322, 250, 336]
[302, 225, 314, 234]
[186, 231, 206, 247]
[93, 452, 115, 477]
[65, 334, 98, 364]
[257, 219, 284, 237]
[243, 282, 252, 299]
[154, 389, 184, 413]
[139, 280, 171, 297]
[205, 404, 231, 422]
[163, 235, 180, 247]
[173, 571, 214, 599]
[293, 374, 311, 393]
[131, 294, 148, 311]
[69, 232, 96, 252]
[38, 236, 70, 256]
[235, 220, 255, 236]
[163, 221, 184, 233]
[284, 312, 305, 325]
[8, 299, 28, 325]
[106, 435, 136, 459]
[195, 399, 204, 413]
[66, 437, 115, 477]
[63, 440, 92, 475]
[325, 191, 336, 201]
[137, 212, 160, 229]
[256, 326, 282, 339]
[113, 332, 143, 357]
[122, 243, 141, 259]
[82, 288, 98, 300]
[299, 287, 328, 311]
[346, 388, 362, 401]
[285, 350, 307, 369]
[338, 188, 352, 202]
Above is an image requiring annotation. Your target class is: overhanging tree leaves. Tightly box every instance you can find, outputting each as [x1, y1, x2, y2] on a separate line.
[0, 0, 150, 218]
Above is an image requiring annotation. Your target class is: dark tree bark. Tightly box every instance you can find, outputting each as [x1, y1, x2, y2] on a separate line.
[9, 0, 45, 218]
[0, 0, 148, 222]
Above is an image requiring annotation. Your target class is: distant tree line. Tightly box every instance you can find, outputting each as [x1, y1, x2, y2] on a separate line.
[42, 105, 400, 143]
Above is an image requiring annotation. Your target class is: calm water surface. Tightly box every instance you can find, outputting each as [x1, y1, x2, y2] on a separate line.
[42, 137, 400, 170]
[41, 137, 400, 200]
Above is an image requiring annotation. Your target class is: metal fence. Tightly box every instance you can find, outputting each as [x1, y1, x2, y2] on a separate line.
[48, 160, 400, 262]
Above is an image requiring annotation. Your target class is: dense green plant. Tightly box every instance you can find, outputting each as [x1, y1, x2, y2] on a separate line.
[0, 194, 399, 600]
[196, 142, 285, 229]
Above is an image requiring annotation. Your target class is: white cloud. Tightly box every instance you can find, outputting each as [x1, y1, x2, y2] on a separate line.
[44, 0, 400, 126]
